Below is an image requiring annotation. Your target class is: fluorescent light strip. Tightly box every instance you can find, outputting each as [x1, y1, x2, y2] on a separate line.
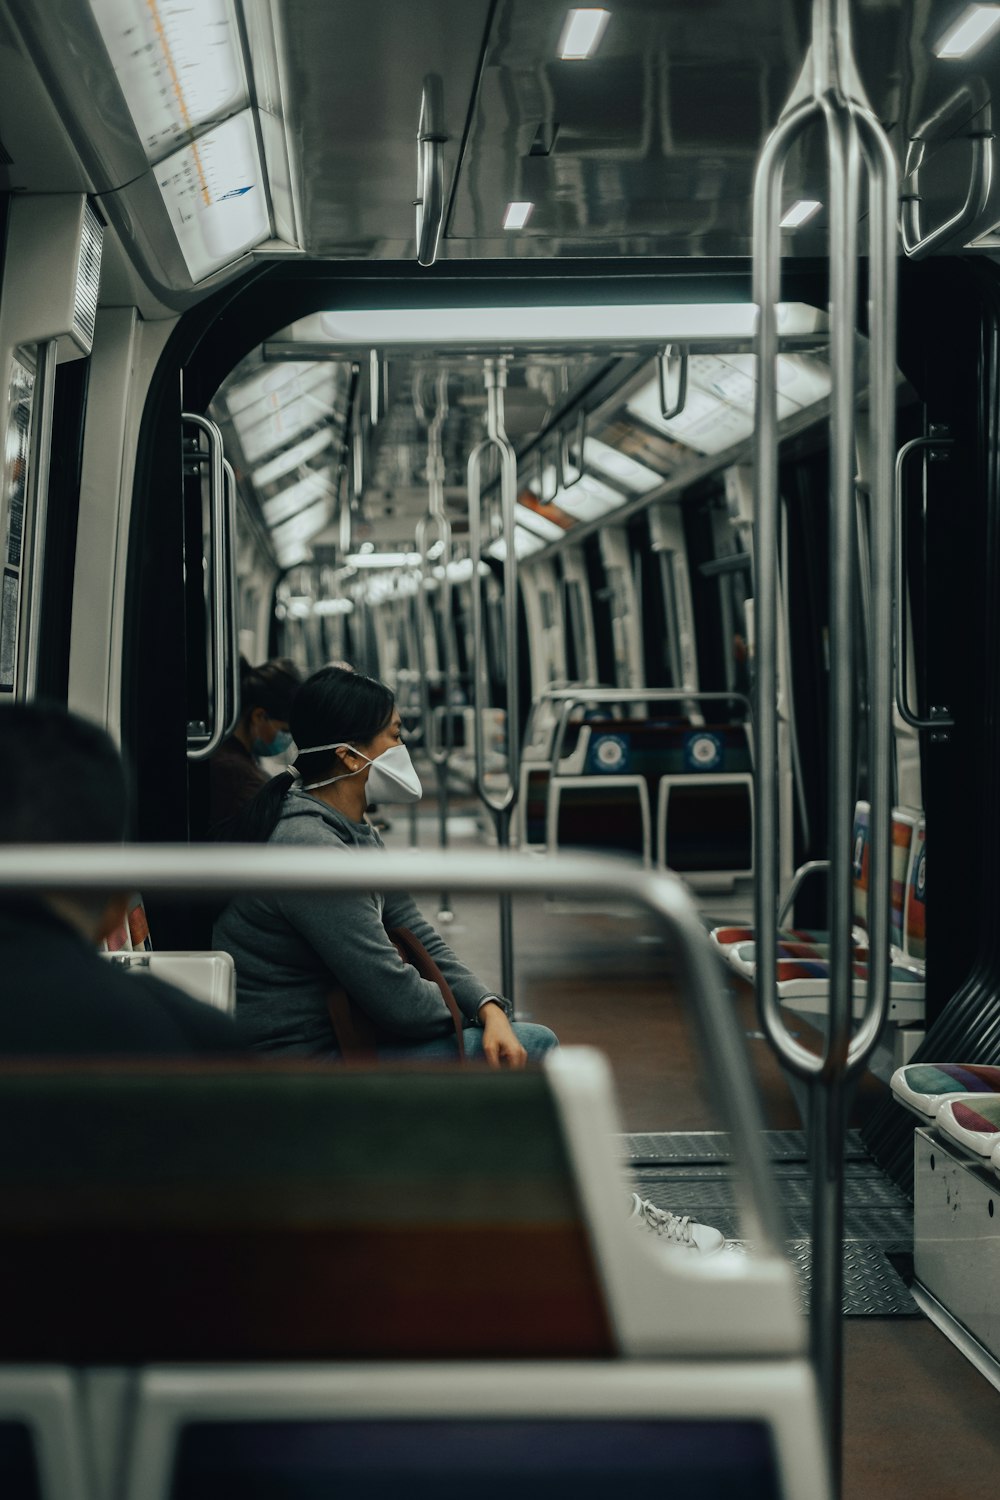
[503, 202, 534, 230]
[935, 4, 1000, 56]
[346, 552, 422, 569]
[558, 8, 610, 59]
[312, 302, 823, 347]
[252, 429, 334, 487]
[780, 199, 822, 229]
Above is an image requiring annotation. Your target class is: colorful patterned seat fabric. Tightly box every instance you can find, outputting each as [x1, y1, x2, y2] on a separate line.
[936, 1093, 1000, 1158]
[890, 1063, 1000, 1121]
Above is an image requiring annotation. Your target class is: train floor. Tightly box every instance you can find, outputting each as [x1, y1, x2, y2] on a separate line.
[388, 802, 1000, 1500]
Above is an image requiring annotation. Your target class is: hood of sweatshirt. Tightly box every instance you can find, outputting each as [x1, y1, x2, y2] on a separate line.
[273, 787, 383, 851]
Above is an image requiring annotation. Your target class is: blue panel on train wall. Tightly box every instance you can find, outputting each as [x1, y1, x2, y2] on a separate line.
[585, 733, 632, 774]
[683, 731, 724, 772]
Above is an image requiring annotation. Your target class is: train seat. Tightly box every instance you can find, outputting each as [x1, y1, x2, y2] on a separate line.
[712, 806, 925, 1027]
[0, 1046, 819, 1500]
[528, 717, 754, 881]
[890, 1063, 1000, 1122]
[99, 894, 236, 1013]
[934, 1093, 1000, 1162]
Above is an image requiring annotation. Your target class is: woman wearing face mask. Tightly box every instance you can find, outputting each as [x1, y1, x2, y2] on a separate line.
[209, 657, 302, 836]
[214, 666, 558, 1068]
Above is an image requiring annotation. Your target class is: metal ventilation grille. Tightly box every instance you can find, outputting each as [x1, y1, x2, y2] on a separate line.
[71, 201, 103, 354]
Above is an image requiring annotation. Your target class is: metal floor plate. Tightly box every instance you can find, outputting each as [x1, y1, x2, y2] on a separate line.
[627, 1130, 918, 1316]
[622, 1128, 869, 1163]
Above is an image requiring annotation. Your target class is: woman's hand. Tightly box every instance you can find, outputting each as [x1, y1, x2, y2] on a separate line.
[480, 1002, 528, 1069]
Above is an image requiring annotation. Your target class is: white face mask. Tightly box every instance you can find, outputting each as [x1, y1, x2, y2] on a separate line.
[295, 740, 422, 805]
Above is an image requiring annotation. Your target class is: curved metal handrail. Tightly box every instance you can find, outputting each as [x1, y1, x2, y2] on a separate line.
[415, 75, 446, 268]
[901, 85, 993, 260]
[557, 407, 588, 490]
[0, 841, 789, 1260]
[415, 511, 454, 769]
[894, 434, 956, 733]
[657, 345, 689, 421]
[466, 361, 520, 815]
[183, 413, 229, 763]
[220, 458, 241, 742]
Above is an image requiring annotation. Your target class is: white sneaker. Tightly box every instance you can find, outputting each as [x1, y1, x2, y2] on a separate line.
[629, 1193, 725, 1256]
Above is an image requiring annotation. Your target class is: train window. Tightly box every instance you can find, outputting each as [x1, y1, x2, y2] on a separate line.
[0, 355, 35, 694]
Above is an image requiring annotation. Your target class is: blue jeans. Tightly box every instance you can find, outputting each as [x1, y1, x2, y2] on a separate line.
[376, 1021, 558, 1063]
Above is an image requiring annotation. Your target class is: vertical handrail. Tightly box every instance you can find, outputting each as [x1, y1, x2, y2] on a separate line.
[752, 2, 899, 1489]
[17, 338, 57, 701]
[220, 458, 242, 741]
[894, 434, 955, 733]
[467, 358, 520, 1003]
[417, 374, 455, 919]
[183, 414, 229, 762]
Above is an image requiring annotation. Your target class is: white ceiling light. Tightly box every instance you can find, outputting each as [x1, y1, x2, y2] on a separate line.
[503, 202, 534, 230]
[313, 598, 355, 616]
[262, 467, 335, 528]
[345, 552, 422, 568]
[582, 436, 662, 492]
[780, 199, 822, 229]
[252, 428, 335, 487]
[558, 8, 611, 59]
[934, 4, 1000, 56]
[303, 302, 824, 350]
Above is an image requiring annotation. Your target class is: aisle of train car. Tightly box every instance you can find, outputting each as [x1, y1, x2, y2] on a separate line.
[386, 799, 1000, 1500]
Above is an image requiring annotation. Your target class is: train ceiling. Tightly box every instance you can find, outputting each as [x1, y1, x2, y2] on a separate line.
[0, 0, 987, 572]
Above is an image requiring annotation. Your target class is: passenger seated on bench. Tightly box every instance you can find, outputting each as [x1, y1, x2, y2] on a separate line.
[209, 656, 302, 836]
[0, 702, 242, 1056]
[214, 671, 724, 1251]
[215, 667, 557, 1068]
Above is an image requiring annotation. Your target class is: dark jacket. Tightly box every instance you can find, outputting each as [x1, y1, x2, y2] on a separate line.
[209, 735, 269, 835]
[213, 790, 493, 1056]
[0, 901, 242, 1056]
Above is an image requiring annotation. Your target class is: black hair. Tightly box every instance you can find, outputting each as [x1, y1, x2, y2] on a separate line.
[222, 667, 395, 843]
[0, 701, 129, 845]
[238, 657, 302, 725]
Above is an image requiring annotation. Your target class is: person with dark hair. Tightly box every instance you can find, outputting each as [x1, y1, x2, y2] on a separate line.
[209, 656, 302, 835]
[214, 666, 558, 1068]
[0, 701, 242, 1056]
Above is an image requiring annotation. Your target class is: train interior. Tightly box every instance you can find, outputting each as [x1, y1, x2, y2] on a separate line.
[2, 0, 1000, 1497]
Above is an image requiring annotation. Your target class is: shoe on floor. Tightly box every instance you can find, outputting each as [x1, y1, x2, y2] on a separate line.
[629, 1193, 725, 1256]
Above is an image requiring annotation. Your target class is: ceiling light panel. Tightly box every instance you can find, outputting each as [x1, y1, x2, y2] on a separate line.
[935, 5, 1000, 57]
[558, 8, 611, 59]
[307, 303, 824, 350]
[488, 527, 547, 560]
[252, 429, 335, 488]
[262, 467, 335, 528]
[582, 436, 662, 492]
[780, 199, 822, 229]
[503, 202, 534, 230]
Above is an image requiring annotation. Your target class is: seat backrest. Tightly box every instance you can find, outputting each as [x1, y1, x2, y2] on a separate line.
[0, 1063, 613, 1364]
[851, 801, 871, 935]
[889, 808, 919, 954]
[905, 818, 927, 963]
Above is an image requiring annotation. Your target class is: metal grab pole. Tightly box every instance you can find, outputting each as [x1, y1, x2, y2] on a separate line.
[221, 459, 241, 742]
[183, 414, 229, 762]
[894, 435, 955, 734]
[752, 2, 898, 1489]
[417, 375, 455, 919]
[467, 358, 520, 1006]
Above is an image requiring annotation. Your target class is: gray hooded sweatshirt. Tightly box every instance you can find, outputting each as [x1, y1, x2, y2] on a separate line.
[213, 789, 493, 1056]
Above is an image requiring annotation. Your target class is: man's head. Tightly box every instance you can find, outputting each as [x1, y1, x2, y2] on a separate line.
[0, 701, 131, 942]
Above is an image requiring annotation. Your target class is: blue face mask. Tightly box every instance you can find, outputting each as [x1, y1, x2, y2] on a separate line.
[253, 727, 293, 759]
